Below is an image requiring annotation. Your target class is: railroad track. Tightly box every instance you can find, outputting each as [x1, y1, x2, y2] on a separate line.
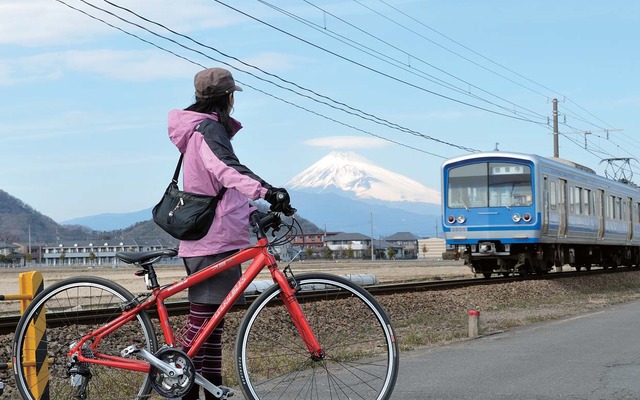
[0, 266, 635, 335]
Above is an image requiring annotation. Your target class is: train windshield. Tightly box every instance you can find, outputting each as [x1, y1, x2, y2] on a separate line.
[447, 162, 532, 208]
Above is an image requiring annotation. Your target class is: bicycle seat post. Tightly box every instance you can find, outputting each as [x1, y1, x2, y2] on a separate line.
[135, 261, 160, 290]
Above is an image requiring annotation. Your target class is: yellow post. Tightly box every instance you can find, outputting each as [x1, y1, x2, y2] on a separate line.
[19, 271, 48, 400]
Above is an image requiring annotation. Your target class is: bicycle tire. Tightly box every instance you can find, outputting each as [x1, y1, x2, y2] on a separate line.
[13, 276, 158, 400]
[235, 272, 399, 400]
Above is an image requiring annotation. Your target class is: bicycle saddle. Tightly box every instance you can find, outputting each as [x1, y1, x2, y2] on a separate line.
[116, 248, 178, 264]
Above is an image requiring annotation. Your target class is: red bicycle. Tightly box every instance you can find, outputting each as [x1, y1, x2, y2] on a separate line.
[13, 211, 399, 399]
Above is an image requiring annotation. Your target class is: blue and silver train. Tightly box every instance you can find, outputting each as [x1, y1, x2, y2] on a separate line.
[441, 152, 640, 277]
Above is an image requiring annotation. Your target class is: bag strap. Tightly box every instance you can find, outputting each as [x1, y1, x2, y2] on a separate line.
[216, 186, 227, 200]
[172, 154, 183, 184]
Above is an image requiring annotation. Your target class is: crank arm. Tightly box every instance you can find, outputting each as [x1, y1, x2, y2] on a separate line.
[195, 373, 224, 398]
[134, 347, 183, 378]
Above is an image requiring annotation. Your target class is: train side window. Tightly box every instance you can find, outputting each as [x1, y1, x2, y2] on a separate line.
[583, 189, 591, 215]
[576, 187, 583, 214]
[549, 181, 557, 210]
[637, 203, 640, 223]
[569, 186, 575, 213]
[617, 197, 622, 220]
[607, 196, 613, 219]
[571, 186, 581, 214]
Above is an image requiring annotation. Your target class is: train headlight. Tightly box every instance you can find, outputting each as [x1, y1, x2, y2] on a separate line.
[456, 215, 466, 224]
[512, 213, 521, 222]
[523, 213, 532, 222]
[447, 215, 455, 224]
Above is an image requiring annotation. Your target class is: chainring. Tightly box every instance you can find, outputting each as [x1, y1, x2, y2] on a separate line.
[149, 347, 195, 398]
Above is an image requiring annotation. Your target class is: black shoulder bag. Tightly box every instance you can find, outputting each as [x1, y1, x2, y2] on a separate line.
[152, 123, 227, 240]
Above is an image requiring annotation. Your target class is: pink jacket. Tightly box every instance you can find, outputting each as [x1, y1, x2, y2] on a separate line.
[168, 109, 271, 257]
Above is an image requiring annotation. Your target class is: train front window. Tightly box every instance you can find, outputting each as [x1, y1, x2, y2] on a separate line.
[447, 162, 532, 208]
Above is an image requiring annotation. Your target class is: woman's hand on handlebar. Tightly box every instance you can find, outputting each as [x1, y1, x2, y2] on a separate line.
[265, 187, 294, 214]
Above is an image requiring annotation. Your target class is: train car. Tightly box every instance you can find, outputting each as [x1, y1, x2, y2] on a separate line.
[441, 152, 640, 277]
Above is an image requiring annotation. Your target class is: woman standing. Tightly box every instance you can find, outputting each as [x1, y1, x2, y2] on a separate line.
[167, 67, 292, 399]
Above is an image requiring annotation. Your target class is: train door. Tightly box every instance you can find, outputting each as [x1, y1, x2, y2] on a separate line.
[542, 176, 549, 235]
[627, 197, 633, 241]
[558, 179, 568, 237]
[597, 190, 605, 240]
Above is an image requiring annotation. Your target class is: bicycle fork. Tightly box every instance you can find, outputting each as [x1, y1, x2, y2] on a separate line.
[274, 267, 325, 361]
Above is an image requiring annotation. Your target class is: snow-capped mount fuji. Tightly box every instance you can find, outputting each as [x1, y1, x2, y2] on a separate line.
[284, 151, 442, 237]
[286, 151, 440, 205]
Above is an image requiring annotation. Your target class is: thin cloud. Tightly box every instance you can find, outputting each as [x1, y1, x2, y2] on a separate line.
[0, 1, 112, 46]
[305, 136, 389, 149]
[0, 0, 244, 47]
[0, 50, 191, 85]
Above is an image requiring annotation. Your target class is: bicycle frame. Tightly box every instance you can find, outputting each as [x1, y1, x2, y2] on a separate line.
[69, 236, 323, 373]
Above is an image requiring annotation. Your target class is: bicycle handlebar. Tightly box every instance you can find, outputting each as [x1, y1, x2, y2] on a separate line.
[249, 211, 279, 238]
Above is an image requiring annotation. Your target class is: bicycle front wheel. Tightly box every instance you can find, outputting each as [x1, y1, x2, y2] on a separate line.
[13, 276, 158, 400]
[236, 273, 399, 400]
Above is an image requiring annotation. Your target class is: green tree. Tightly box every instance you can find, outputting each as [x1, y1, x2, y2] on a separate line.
[89, 251, 97, 265]
[387, 246, 396, 260]
[305, 246, 313, 259]
[323, 247, 333, 260]
[59, 250, 66, 265]
[346, 244, 354, 259]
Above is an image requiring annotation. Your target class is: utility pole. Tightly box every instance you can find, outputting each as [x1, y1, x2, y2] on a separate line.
[551, 98, 623, 157]
[370, 212, 375, 261]
[553, 98, 559, 158]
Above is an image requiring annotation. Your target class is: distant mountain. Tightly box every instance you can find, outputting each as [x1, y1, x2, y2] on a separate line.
[0, 189, 94, 243]
[284, 151, 441, 237]
[61, 208, 153, 231]
[61, 202, 322, 236]
[287, 190, 440, 238]
[287, 151, 440, 205]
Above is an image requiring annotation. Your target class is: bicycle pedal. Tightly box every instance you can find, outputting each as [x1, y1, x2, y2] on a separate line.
[219, 385, 234, 398]
[120, 344, 140, 358]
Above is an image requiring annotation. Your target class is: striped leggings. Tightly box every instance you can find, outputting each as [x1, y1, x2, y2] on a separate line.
[181, 302, 224, 400]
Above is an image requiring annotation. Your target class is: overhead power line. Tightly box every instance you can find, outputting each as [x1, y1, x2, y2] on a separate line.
[53, 0, 635, 170]
[268, 0, 548, 123]
[98, 0, 478, 152]
[212, 0, 550, 127]
[362, 0, 630, 151]
[53, 0, 462, 157]
[369, 0, 617, 132]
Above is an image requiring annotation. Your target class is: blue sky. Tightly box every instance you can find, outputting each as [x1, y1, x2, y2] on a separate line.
[2, 0, 639, 222]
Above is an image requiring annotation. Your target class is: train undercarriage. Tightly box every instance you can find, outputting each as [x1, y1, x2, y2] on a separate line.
[458, 242, 640, 278]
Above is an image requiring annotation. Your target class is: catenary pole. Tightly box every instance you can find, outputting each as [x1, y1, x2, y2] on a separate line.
[553, 98, 559, 157]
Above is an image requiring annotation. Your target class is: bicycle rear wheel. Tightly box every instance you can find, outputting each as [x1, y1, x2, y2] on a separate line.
[13, 276, 158, 400]
[236, 273, 399, 400]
